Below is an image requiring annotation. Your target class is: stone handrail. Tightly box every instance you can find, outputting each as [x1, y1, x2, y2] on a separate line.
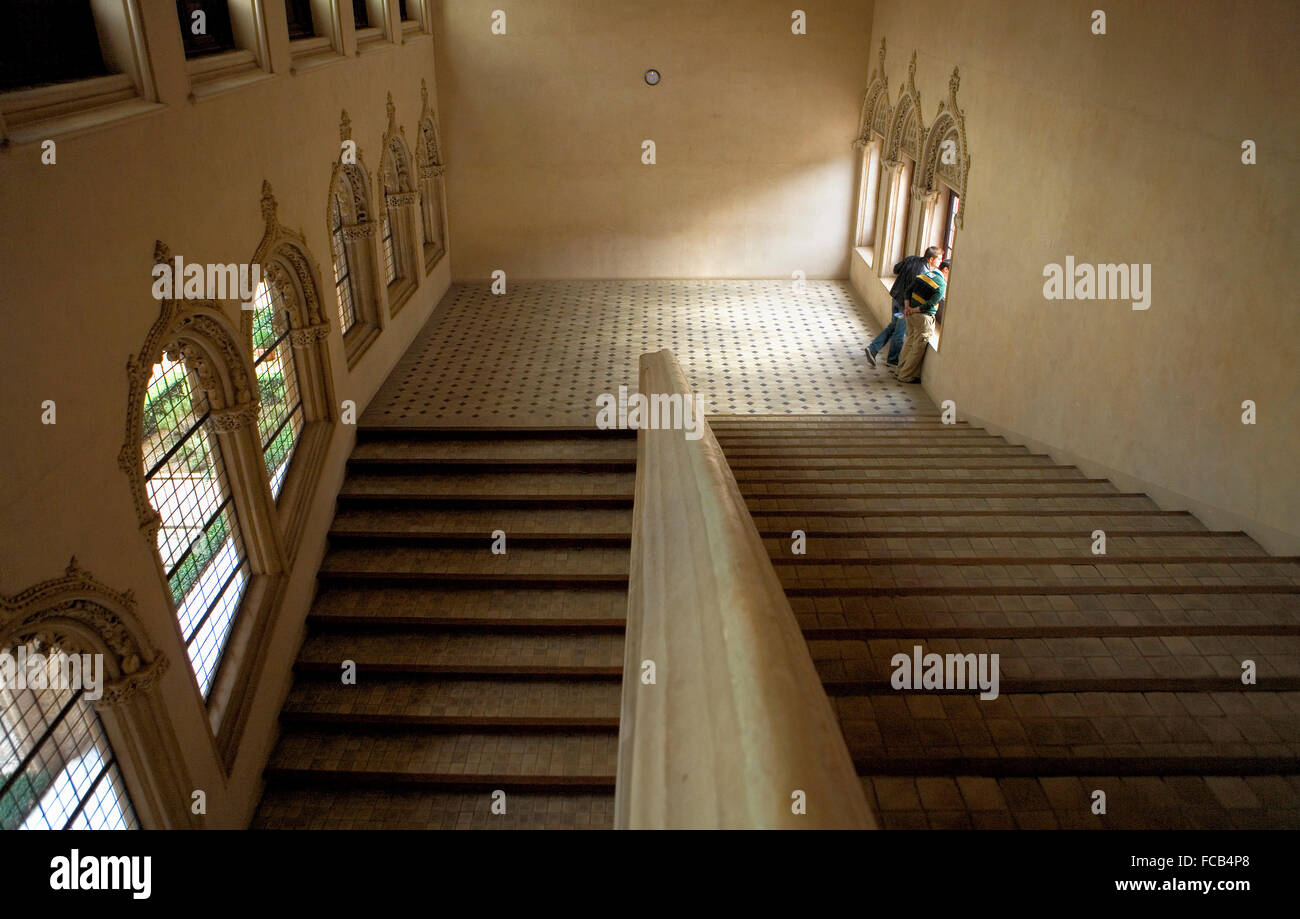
[613, 350, 877, 829]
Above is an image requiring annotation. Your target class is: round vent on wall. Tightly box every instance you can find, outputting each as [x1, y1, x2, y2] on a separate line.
[644, 69, 660, 86]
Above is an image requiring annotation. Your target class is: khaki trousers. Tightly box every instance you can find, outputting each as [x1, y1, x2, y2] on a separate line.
[894, 312, 935, 381]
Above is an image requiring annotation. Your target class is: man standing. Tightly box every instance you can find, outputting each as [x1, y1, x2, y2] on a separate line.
[865, 246, 942, 367]
[892, 253, 947, 384]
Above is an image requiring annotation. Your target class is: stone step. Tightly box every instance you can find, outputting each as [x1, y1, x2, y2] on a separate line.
[776, 556, 1300, 593]
[330, 506, 632, 539]
[340, 470, 634, 498]
[729, 455, 1063, 469]
[788, 592, 1300, 631]
[764, 533, 1266, 559]
[295, 629, 625, 676]
[320, 545, 629, 578]
[265, 726, 618, 790]
[253, 787, 614, 829]
[750, 512, 1209, 533]
[724, 445, 1038, 457]
[832, 690, 1300, 777]
[350, 436, 637, 463]
[308, 585, 628, 627]
[735, 466, 1090, 481]
[746, 494, 1162, 514]
[805, 634, 1300, 686]
[859, 773, 1300, 829]
[741, 480, 1123, 497]
[282, 675, 621, 727]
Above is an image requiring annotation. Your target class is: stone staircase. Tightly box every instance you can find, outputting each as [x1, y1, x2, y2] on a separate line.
[253, 428, 634, 829]
[712, 413, 1300, 829]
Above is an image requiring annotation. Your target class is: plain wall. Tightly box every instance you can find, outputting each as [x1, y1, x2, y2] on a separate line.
[0, 0, 451, 826]
[433, 0, 874, 280]
[851, 0, 1300, 553]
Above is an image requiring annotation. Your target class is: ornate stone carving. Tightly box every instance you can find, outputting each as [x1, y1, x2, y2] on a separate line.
[418, 78, 444, 169]
[916, 65, 970, 226]
[339, 109, 352, 143]
[386, 191, 418, 207]
[251, 181, 333, 337]
[289, 323, 330, 346]
[855, 38, 890, 146]
[884, 51, 923, 165]
[120, 240, 256, 536]
[210, 403, 259, 432]
[341, 222, 375, 241]
[0, 558, 168, 709]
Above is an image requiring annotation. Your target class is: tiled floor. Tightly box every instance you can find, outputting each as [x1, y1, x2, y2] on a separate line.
[364, 280, 933, 426]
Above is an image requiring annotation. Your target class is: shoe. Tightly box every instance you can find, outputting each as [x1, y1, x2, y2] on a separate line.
[863, 347, 877, 367]
[900, 377, 922, 384]
[885, 360, 899, 367]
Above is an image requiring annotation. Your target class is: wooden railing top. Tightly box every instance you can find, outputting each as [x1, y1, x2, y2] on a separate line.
[614, 350, 877, 829]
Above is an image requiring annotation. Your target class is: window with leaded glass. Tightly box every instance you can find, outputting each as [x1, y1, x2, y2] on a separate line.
[381, 210, 396, 285]
[1, 662, 138, 830]
[141, 356, 250, 697]
[330, 197, 357, 335]
[351, 0, 369, 28]
[250, 281, 305, 498]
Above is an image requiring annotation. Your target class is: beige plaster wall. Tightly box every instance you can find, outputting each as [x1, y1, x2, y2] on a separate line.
[433, 0, 874, 280]
[852, 0, 1300, 553]
[0, 1, 450, 826]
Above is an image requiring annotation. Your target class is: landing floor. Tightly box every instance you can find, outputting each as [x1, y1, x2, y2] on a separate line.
[363, 280, 933, 426]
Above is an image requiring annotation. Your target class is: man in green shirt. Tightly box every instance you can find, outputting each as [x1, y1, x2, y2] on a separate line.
[892, 258, 948, 384]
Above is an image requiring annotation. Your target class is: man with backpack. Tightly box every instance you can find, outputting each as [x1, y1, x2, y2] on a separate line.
[865, 246, 943, 368]
[892, 255, 948, 384]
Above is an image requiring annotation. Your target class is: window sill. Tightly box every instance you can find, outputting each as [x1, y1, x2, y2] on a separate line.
[344, 322, 381, 369]
[401, 21, 429, 42]
[207, 571, 289, 776]
[290, 37, 346, 75]
[188, 50, 273, 102]
[356, 28, 394, 56]
[0, 73, 165, 145]
[1, 94, 164, 146]
[424, 242, 446, 274]
[273, 421, 334, 568]
[856, 245, 874, 269]
[388, 277, 417, 317]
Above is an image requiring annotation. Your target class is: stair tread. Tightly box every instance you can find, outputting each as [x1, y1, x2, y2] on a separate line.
[267, 728, 618, 779]
[340, 471, 634, 497]
[283, 676, 621, 721]
[254, 787, 613, 829]
[309, 585, 628, 623]
[297, 630, 625, 670]
[858, 774, 1300, 830]
[330, 507, 632, 536]
[350, 438, 637, 462]
[320, 545, 629, 577]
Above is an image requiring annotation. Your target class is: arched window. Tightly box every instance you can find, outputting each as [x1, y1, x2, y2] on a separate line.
[878, 52, 924, 280]
[915, 66, 969, 346]
[329, 196, 356, 335]
[2, 560, 196, 829]
[141, 352, 249, 697]
[1, 652, 138, 829]
[853, 39, 890, 264]
[380, 91, 421, 314]
[122, 242, 285, 719]
[251, 180, 338, 557]
[326, 109, 384, 364]
[249, 280, 303, 498]
[417, 78, 448, 273]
